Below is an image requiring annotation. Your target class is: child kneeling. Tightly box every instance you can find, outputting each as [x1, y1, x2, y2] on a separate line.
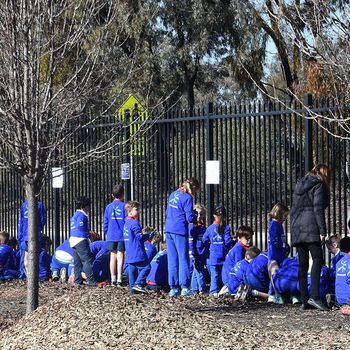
[123, 201, 153, 293]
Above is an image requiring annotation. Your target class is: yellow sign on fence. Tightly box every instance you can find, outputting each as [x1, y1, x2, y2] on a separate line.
[117, 95, 148, 155]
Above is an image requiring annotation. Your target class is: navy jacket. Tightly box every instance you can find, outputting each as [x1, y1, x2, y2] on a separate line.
[291, 175, 329, 246]
[189, 224, 208, 266]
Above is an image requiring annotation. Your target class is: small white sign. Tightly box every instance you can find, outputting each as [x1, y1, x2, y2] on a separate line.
[121, 163, 130, 180]
[206, 160, 220, 184]
[52, 167, 64, 188]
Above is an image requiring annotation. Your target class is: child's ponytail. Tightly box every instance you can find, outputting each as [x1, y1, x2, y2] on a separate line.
[214, 205, 226, 234]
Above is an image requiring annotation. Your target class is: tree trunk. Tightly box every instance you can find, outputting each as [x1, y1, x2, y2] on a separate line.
[25, 181, 40, 314]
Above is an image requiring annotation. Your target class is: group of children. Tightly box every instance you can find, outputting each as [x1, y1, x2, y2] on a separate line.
[0, 185, 350, 313]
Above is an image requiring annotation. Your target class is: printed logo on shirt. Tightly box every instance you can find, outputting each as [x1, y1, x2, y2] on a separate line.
[79, 220, 84, 227]
[112, 207, 123, 219]
[338, 260, 347, 273]
[168, 192, 179, 209]
[213, 229, 223, 244]
[123, 228, 129, 240]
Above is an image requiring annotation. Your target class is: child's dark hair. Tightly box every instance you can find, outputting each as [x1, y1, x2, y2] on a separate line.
[236, 226, 254, 239]
[75, 196, 91, 210]
[125, 200, 141, 212]
[269, 203, 289, 222]
[214, 205, 226, 234]
[112, 184, 124, 199]
[245, 246, 260, 260]
[8, 236, 18, 248]
[41, 235, 52, 247]
[0, 231, 9, 244]
[340, 237, 350, 254]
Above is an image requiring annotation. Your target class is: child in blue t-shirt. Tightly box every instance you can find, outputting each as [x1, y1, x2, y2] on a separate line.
[51, 239, 74, 282]
[326, 235, 345, 294]
[123, 201, 153, 293]
[202, 205, 232, 296]
[222, 226, 253, 286]
[39, 235, 52, 281]
[335, 237, 350, 306]
[227, 247, 261, 295]
[0, 231, 18, 281]
[18, 200, 46, 279]
[244, 251, 269, 293]
[190, 204, 208, 294]
[103, 184, 126, 286]
[146, 246, 168, 290]
[144, 230, 161, 263]
[69, 196, 97, 286]
[8, 237, 20, 272]
[165, 178, 199, 297]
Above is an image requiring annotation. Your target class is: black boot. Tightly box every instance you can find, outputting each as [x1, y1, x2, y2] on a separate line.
[307, 298, 330, 311]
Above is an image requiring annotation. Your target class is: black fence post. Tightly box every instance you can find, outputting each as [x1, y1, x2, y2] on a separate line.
[304, 93, 313, 173]
[124, 109, 132, 202]
[206, 102, 214, 222]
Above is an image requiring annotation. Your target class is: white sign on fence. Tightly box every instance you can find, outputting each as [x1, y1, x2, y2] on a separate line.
[206, 160, 220, 184]
[52, 167, 64, 188]
[121, 163, 131, 180]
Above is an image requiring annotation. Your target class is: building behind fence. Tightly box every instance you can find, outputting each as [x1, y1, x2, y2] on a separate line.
[0, 94, 349, 258]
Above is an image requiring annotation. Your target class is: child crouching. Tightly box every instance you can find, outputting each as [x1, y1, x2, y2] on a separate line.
[123, 201, 153, 293]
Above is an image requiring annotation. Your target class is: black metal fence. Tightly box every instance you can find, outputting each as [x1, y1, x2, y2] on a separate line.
[0, 94, 349, 256]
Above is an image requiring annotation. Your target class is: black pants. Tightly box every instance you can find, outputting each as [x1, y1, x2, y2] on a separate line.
[296, 242, 324, 303]
[72, 239, 95, 284]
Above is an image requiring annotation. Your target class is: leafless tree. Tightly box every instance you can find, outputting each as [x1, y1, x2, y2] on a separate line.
[0, 0, 151, 313]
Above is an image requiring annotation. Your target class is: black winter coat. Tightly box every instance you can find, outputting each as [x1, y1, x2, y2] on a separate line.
[290, 175, 329, 246]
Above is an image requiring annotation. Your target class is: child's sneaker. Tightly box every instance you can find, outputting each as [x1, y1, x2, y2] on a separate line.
[211, 292, 219, 297]
[132, 285, 148, 294]
[292, 296, 301, 305]
[52, 271, 59, 282]
[273, 294, 284, 305]
[180, 288, 192, 296]
[239, 284, 251, 302]
[267, 295, 275, 303]
[169, 288, 181, 297]
[59, 268, 67, 283]
[218, 285, 229, 296]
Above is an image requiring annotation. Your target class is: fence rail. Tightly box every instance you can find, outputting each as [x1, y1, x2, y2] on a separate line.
[0, 95, 348, 260]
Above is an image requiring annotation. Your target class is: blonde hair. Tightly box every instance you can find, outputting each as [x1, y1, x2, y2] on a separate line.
[308, 163, 331, 190]
[269, 203, 289, 222]
[194, 204, 207, 226]
[179, 178, 200, 196]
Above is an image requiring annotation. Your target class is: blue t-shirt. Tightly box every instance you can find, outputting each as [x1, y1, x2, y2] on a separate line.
[18, 201, 46, 242]
[39, 249, 51, 281]
[70, 210, 90, 239]
[0, 244, 16, 270]
[329, 251, 345, 293]
[222, 242, 247, 285]
[189, 224, 208, 266]
[90, 241, 109, 260]
[267, 219, 285, 265]
[335, 254, 350, 305]
[202, 223, 232, 266]
[244, 252, 269, 292]
[272, 257, 300, 296]
[146, 250, 168, 286]
[164, 190, 196, 235]
[144, 241, 158, 263]
[227, 259, 249, 294]
[56, 239, 73, 256]
[104, 199, 126, 242]
[123, 218, 149, 264]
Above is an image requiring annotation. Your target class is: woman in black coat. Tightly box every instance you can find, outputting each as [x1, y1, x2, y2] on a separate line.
[291, 163, 330, 311]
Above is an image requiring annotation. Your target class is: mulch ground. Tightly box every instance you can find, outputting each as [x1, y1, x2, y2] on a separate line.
[0, 281, 349, 349]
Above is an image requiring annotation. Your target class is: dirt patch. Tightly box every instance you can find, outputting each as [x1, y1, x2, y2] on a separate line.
[0, 281, 349, 349]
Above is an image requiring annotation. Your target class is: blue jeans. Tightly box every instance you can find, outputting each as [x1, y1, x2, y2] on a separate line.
[209, 265, 223, 294]
[191, 263, 206, 292]
[72, 239, 95, 284]
[128, 261, 151, 290]
[166, 232, 190, 289]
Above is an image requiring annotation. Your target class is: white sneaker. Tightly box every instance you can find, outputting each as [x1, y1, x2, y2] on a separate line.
[292, 296, 301, 305]
[59, 268, 67, 283]
[52, 271, 59, 281]
[267, 295, 275, 303]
